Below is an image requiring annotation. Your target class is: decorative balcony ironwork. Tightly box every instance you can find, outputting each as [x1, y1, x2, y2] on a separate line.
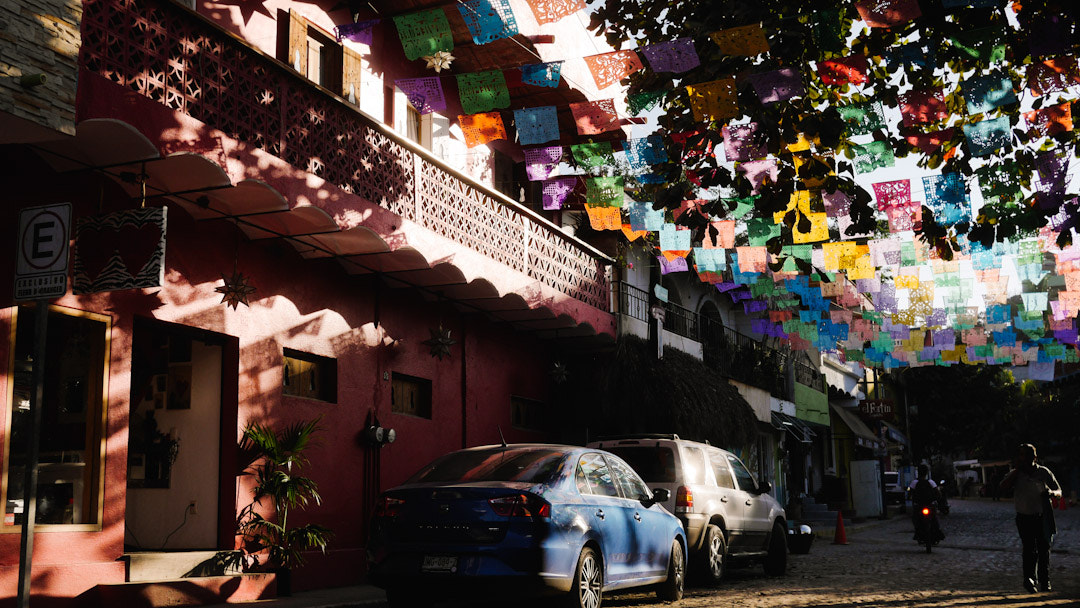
[80, 0, 610, 311]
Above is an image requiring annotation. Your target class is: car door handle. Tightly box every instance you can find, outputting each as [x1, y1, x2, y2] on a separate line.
[720, 496, 728, 503]
[596, 509, 605, 520]
[745, 499, 753, 506]
[634, 512, 642, 522]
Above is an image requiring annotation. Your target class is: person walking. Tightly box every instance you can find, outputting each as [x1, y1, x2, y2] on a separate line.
[999, 443, 1062, 593]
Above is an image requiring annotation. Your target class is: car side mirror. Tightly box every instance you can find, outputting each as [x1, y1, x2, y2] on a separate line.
[757, 479, 771, 494]
[650, 488, 670, 504]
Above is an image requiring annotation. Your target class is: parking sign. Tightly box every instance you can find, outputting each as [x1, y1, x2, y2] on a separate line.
[15, 203, 71, 301]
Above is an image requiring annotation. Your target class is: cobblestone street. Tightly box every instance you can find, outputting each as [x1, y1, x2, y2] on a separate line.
[606, 498, 1080, 607]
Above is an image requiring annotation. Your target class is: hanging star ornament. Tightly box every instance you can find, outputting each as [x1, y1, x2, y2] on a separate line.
[551, 361, 569, 384]
[422, 325, 456, 359]
[215, 270, 256, 309]
[423, 51, 455, 72]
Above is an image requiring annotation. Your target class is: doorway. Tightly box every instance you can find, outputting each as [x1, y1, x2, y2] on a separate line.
[125, 318, 230, 550]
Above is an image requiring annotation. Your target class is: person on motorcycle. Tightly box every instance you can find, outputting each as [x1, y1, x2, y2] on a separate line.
[908, 464, 945, 544]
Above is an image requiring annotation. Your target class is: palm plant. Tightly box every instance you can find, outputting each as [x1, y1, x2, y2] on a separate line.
[238, 417, 332, 576]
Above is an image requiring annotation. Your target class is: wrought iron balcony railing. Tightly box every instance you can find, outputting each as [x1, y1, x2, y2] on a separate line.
[80, 0, 610, 311]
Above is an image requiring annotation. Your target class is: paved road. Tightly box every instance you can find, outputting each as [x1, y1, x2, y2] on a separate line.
[603, 498, 1080, 608]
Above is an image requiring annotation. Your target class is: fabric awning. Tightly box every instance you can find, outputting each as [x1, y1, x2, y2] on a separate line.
[829, 403, 882, 449]
[880, 420, 908, 445]
[771, 411, 815, 444]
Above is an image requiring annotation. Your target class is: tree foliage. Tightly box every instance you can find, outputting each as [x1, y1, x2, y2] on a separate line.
[589, 0, 1080, 257]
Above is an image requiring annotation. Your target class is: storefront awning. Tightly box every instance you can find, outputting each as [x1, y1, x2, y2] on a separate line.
[771, 411, 815, 444]
[880, 420, 908, 445]
[829, 403, 883, 449]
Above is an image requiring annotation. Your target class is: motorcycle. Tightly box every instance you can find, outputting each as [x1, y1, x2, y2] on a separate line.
[913, 503, 944, 553]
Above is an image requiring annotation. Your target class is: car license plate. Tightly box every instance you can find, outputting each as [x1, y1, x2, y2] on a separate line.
[421, 555, 457, 573]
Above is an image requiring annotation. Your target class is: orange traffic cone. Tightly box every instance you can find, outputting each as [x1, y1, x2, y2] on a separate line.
[832, 511, 848, 545]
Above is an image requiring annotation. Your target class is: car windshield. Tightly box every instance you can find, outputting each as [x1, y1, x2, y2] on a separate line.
[407, 447, 566, 484]
[602, 446, 677, 483]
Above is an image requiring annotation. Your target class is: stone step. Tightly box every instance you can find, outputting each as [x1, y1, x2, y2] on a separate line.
[126, 551, 244, 582]
[85, 573, 276, 608]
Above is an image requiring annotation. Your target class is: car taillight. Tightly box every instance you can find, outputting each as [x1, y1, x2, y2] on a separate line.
[921, 507, 930, 516]
[489, 494, 551, 519]
[374, 496, 405, 517]
[675, 486, 693, 513]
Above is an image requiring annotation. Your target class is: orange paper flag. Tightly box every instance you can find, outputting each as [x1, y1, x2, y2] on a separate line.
[458, 112, 507, 147]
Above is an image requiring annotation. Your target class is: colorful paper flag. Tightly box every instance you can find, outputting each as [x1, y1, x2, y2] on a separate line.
[335, 19, 379, 45]
[583, 50, 644, 89]
[569, 100, 620, 135]
[542, 176, 576, 209]
[962, 73, 1017, 114]
[524, 146, 563, 181]
[710, 24, 769, 56]
[513, 106, 560, 145]
[819, 54, 869, 86]
[722, 123, 767, 162]
[585, 176, 623, 207]
[872, 179, 911, 210]
[898, 90, 948, 127]
[685, 78, 739, 122]
[838, 101, 886, 136]
[524, 0, 584, 24]
[458, 112, 506, 147]
[1025, 102, 1073, 137]
[520, 62, 563, 88]
[395, 77, 446, 115]
[963, 116, 1011, 157]
[570, 142, 615, 169]
[856, 0, 921, 28]
[641, 39, 700, 73]
[458, 0, 518, 45]
[457, 70, 510, 114]
[747, 68, 804, 105]
[852, 141, 895, 174]
[394, 9, 453, 61]
[624, 135, 668, 169]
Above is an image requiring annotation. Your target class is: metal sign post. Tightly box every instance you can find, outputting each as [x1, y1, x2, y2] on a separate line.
[16, 306, 48, 608]
[14, 203, 70, 608]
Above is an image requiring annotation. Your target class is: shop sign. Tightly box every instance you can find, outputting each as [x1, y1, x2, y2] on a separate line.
[859, 399, 894, 419]
[73, 207, 168, 294]
[15, 203, 71, 301]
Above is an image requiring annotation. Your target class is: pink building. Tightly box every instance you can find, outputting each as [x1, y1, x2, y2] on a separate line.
[0, 0, 619, 603]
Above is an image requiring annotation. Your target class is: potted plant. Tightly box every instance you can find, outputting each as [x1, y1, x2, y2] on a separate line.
[237, 417, 332, 596]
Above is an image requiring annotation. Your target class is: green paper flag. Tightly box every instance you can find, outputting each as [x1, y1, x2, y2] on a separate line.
[812, 9, 847, 53]
[585, 176, 624, 207]
[747, 218, 781, 246]
[394, 9, 454, 61]
[950, 27, 1007, 63]
[838, 102, 886, 136]
[571, 142, 615, 169]
[628, 90, 667, 115]
[457, 70, 511, 114]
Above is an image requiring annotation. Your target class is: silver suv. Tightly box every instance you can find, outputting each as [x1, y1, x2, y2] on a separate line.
[587, 434, 787, 584]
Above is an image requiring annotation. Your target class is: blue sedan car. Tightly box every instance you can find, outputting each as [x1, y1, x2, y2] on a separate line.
[368, 443, 686, 608]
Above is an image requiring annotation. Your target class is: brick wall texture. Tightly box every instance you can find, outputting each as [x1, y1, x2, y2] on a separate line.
[1, 0, 81, 136]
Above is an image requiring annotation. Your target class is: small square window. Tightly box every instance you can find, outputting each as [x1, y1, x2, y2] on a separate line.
[391, 373, 432, 419]
[510, 396, 545, 431]
[282, 349, 336, 402]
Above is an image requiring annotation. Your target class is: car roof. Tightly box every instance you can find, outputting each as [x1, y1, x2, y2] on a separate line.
[588, 435, 730, 454]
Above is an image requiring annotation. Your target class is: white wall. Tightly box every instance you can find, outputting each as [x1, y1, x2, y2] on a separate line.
[127, 341, 222, 549]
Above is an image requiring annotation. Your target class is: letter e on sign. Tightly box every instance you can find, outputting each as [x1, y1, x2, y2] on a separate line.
[15, 203, 71, 301]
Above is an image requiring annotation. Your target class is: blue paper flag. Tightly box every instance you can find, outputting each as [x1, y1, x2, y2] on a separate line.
[624, 135, 668, 170]
[458, 0, 519, 45]
[513, 106, 560, 145]
[962, 74, 1017, 114]
[923, 173, 970, 225]
[963, 116, 1011, 156]
[659, 223, 691, 251]
[520, 62, 563, 88]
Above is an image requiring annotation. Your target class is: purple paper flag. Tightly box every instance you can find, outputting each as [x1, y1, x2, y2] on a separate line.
[641, 38, 700, 73]
[542, 176, 576, 210]
[737, 159, 778, 194]
[395, 77, 446, 115]
[335, 19, 379, 45]
[747, 68, 805, 104]
[822, 189, 852, 218]
[658, 255, 689, 274]
[723, 123, 767, 162]
[927, 309, 948, 327]
[744, 299, 768, 313]
[524, 146, 563, 181]
[716, 282, 741, 293]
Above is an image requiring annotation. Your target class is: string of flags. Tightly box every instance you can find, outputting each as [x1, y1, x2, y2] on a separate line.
[343, 0, 1080, 379]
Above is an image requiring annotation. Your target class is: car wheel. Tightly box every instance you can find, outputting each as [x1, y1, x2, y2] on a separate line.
[386, 587, 428, 608]
[763, 521, 787, 576]
[655, 540, 685, 601]
[697, 524, 727, 585]
[567, 546, 602, 608]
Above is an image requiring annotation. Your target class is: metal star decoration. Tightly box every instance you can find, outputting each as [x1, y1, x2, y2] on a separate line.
[422, 325, 456, 359]
[215, 270, 256, 309]
[423, 51, 455, 72]
[551, 361, 569, 384]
